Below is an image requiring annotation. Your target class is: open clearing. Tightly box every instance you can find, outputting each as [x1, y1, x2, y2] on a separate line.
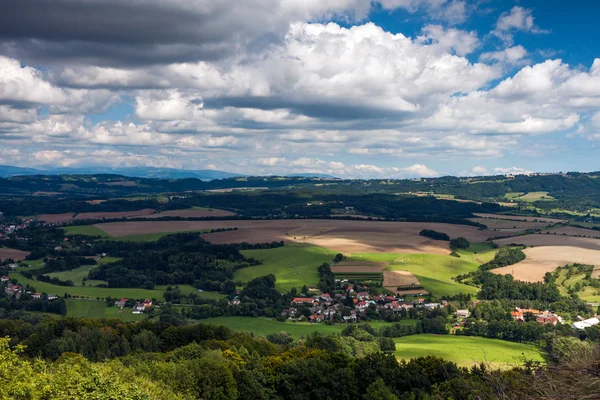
[237, 244, 337, 292]
[474, 213, 566, 223]
[541, 226, 600, 238]
[199, 316, 415, 337]
[0, 247, 29, 261]
[144, 207, 235, 218]
[94, 219, 491, 255]
[492, 246, 600, 282]
[393, 334, 544, 367]
[73, 209, 155, 220]
[38, 213, 75, 223]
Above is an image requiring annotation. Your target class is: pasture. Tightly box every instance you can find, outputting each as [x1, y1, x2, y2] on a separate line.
[198, 316, 415, 337]
[540, 226, 600, 238]
[66, 299, 148, 321]
[94, 219, 492, 255]
[505, 192, 554, 202]
[237, 244, 337, 292]
[63, 225, 110, 237]
[473, 213, 566, 224]
[144, 207, 235, 218]
[393, 334, 544, 367]
[46, 257, 120, 286]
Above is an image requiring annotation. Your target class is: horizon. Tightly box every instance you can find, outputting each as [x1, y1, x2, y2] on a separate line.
[1, 1, 599, 178]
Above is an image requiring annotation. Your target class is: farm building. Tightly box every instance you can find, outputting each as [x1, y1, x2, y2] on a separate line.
[572, 317, 600, 330]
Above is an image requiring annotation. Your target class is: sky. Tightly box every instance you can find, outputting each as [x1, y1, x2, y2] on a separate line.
[0, 0, 599, 178]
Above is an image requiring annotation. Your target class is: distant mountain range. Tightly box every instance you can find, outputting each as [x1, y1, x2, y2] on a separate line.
[0, 165, 338, 180]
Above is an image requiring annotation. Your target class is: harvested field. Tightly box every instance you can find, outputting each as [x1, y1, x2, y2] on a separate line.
[0, 247, 29, 261]
[144, 208, 235, 218]
[38, 213, 75, 223]
[474, 213, 566, 223]
[469, 218, 550, 230]
[494, 234, 600, 250]
[492, 246, 600, 282]
[540, 226, 600, 238]
[383, 271, 421, 288]
[331, 261, 387, 273]
[592, 266, 600, 279]
[94, 219, 492, 254]
[74, 209, 155, 220]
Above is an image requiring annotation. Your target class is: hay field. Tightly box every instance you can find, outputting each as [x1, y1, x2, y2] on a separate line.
[494, 234, 600, 250]
[144, 208, 235, 218]
[73, 209, 155, 220]
[331, 261, 387, 273]
[474, 213, 566, 223]
[383, 270, 421, 289]
[0, 247, 29, 261]
[492, 246, 600, 282]
[94, 219, 491, 255]
[38, 213, 75, 223]
[540, 226, 600, 238]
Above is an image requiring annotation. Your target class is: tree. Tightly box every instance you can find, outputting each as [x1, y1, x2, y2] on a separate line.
[378, 337, 396, 354]
[364, 378, 399, 400]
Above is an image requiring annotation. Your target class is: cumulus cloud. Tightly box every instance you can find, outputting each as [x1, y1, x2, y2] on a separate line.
[480, 45, 528, 65]
[491, 6, 549, 45]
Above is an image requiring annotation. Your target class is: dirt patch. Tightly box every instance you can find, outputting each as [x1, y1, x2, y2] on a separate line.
[144, 209, 236, 218]
[331, 261, 387, 273]
[74, 209, 155, 220]
[94, 219, 492, 254]
[474, 213, 566, 224]
[540, 226, 600, 238]
[492, 246, 600, 282]
[38, 213, 75, 224]
[383, 270, 421, 287]
[0, 247, 29, 261]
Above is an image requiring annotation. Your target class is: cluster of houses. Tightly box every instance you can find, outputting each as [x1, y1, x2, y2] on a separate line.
[282, 287, 449, 323]
[572, 316, 600, 330]
[2, 278, 56, 300]
[510, 307, 563, 326]
[115, 298, 153, 314]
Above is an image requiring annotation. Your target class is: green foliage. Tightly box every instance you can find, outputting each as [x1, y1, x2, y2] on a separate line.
[419, 229, 450, 241]
[449, 237, 470, 250]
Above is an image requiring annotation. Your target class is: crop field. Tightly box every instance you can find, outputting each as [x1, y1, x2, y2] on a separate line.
[494, 234, 600, 250]
[38, 213, 75, 223]
[237, 244, 337, 292]
[492, 245, 600, 282]
[541, 226, 600, 238]
[473, 213, 566, 224]
[94, 219, 492, 255]
[393, 334, 544, 367]
[73, 209, 155, 220]
[0, 247, 29, 261]
[331, 261, 385, 282]
[382, 271, 421, 291]
[63, 225, 110, 237]
[63, 225, 210, 242]
[66, 299, 148, 321]
[199, 316, 415, 337]
[505, 192, 554, 202]
[144, 207, 235, 218]
[469, 218, 550, 230]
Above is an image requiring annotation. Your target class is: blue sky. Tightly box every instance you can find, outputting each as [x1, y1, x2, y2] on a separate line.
[0, 0, 599, 178]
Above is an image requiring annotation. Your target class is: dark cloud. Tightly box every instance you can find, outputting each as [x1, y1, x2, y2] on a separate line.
[0, 0, 280, 66]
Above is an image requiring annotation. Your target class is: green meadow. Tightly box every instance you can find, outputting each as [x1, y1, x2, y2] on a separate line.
[63, 225, 110, 237]
[199, 316, 415, 337]
[348, 243, 499, 297]
[66, 299, 148, 321]
[393, 334, 545, 367]
[237, 244, 338, 292]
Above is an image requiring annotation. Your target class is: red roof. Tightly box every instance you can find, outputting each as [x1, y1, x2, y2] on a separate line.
[292, 297, 314, 302]
[120, 298, 127, 302]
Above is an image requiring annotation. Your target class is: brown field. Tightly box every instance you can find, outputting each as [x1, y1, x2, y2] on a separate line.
[331, 261, 387, 273]
[38, 213, 75, 224]
[33, 191, 62, 196]
[474, 213, 566, 223]
[494, 234, 600, 250]
[74, 209, 155, 220]
[144, 209, 235, 218]
[383, 270, 421, 288]
[592, 266, 600, 279]
[540, 226, 600, 238]
[492, 246, 600, 282]
[469, 218, 550, 230]
[0, 247, 29, 261]
[94, 219, 492, 254]
[86, 200, 108, 205]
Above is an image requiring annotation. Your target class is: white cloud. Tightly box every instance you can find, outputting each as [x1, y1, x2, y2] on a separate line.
[480, 45, 528, 65]
[493, 167, 533, 175]
[492, 6, 549, 45]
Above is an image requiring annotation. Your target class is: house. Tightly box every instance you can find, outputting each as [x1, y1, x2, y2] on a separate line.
[536, 313, 559, 326]
[572, 317, 600, 330]
[115, 298, 127, 308]
[455, 309, 470, 319]
[142, 299, 152, 308]
[132, 302, 146, 314]
[7, 264, 17, 270]
[511, 308, 541, 321]
[47, 295, 58, 300]
[291, 297, 315, 306]
[32, 292, 41, 299]
[0, 276, 9, 282]
[356, 292, 370, 301]
[231, 298, 241, 306]
[321, 293, 332, 301]
[423, 303, 441, 310]
[416, 298, 425, 303]
[343, 314, 357, 322]
[54, 246, 63, 251]
[309, 314, 324, 323]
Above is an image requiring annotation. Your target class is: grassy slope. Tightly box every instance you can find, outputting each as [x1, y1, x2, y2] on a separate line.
[556, 269, 600, 302]
[394, 334, 545, 367]
[199, 316, 415, 337]
[237, 244, 338, 292]
[349, 243, 499, 297]
[66, 299, 147, 321]
[46, 256, 120, 286]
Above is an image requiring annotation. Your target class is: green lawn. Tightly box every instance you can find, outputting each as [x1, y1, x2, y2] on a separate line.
[66, 299, 147, 321]
[237, 244, 338, 292]
[348, 244, 499, 297]
[199, 316, 415, 337]
[46, 257, 120, 287]
[394, 334, 545, 367]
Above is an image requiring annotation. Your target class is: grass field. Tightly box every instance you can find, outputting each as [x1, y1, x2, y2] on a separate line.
[393, 334, 545, 367]
[63, 225, 110, 237]
[46, 256, 120, 286]
[199, 316, 415, 337]
[66, 299, 147, 321]
[505, 192, 554, 202]
[347, 244, 499, 297]
[63, 225, 211, 242]
[555, 269, 600, 302]
[237, 244, 338, 292]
